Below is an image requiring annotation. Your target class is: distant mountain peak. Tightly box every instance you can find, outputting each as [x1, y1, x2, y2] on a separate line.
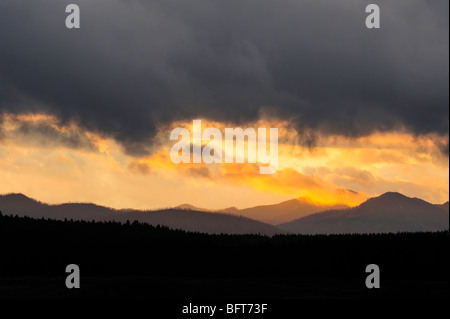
[0, 193, 283, 235]
[278, 191, 449, 234]
[174, 204, 209, 212]
[0, 193, 41, 205]
[174, 204, 198, 210]
[1, 193, 32, 200]
[377, 192, 409, 199]
[291, 197, 316, 205]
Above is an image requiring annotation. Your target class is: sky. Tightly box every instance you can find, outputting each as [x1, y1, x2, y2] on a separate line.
[0, 0, 448, 210]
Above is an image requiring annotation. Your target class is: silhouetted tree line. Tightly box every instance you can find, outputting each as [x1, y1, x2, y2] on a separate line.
[1, 212, 448, 284]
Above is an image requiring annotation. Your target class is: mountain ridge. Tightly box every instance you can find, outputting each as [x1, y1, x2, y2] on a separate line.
[224, 197, 350, 225]
[1, 192, 449, 235]
[278, 192, 449, 234]
[0, 193, 283, 236]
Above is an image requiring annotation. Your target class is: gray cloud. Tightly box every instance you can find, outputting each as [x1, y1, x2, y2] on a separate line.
[0, 116, 97, 151]
[0, 0, 448, 156]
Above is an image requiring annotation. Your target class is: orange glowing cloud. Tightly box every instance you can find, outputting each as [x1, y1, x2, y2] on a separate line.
[0, 112, 448, 210]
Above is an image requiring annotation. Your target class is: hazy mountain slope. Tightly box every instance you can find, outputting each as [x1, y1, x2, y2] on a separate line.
[0, 193, 117, 220]
[173, 204, 212, 212]
[0, 193, 283, 235]
[278, 192, 449, 234]
[438, 201, 449, 213]
[109, 209, 283, 235]
[233, 198, 348, 225]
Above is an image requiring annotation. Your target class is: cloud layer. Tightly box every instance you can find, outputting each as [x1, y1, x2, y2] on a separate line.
[0, 112, 448, 209]
[0, 0, 448, 155]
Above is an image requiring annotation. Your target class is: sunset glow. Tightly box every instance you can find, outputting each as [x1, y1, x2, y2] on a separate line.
[1, 112, 447, 210]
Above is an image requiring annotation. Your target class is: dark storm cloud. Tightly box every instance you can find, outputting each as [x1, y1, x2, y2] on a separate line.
[0, 0, 448, 156]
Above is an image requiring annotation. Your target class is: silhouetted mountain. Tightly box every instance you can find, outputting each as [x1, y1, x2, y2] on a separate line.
[108, 209, 283, 235]
[0, 193, 283, 235]
[174, 203, 210, 212]
[0, 193, 117, 220]
[278, 192, 449, 234]
[219, 206, 240, 214]
[230, 198, 348, 224]
[438, 201, 449, 213]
